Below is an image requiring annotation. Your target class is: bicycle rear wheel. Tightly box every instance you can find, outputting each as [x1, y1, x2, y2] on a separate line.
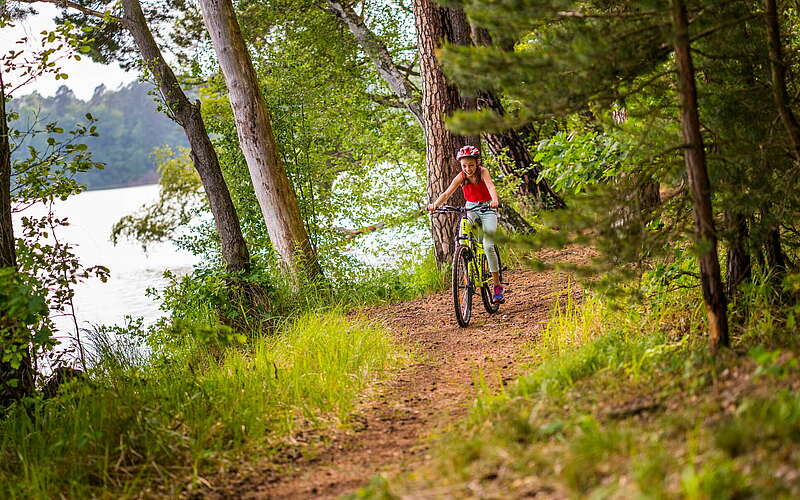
[452, 245, 473, 327]
[480, 246, 503, 314]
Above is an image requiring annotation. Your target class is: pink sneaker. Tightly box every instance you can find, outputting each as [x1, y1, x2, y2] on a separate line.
[493, 285, 504, 303]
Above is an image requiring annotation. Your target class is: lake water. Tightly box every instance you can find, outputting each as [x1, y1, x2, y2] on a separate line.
[12, 183, 430, 358]
[12, 184, 199, 338]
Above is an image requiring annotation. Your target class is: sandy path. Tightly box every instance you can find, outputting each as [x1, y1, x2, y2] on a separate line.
[205, 248, 588, 499]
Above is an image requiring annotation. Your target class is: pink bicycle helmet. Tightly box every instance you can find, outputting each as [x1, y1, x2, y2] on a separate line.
[456, 145, 480, 159]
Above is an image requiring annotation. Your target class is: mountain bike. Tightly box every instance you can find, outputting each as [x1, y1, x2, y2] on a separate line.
[431, 205, 504, 327]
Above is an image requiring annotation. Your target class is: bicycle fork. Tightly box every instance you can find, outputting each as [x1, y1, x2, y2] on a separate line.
[457, 217, 490, 289]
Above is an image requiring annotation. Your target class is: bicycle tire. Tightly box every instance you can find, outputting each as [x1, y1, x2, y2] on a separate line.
[452, 245, 473, 327]
[480, 246, 503, 314]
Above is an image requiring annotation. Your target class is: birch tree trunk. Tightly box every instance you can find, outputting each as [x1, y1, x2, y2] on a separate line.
[671, 0, 729, 350]
[196, 0, 321, 280]
[120, 0, 251, 273]
[326, 0, 423, 128]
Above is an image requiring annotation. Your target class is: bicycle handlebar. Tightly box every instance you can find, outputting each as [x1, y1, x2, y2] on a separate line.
[430, 204, 496, 215]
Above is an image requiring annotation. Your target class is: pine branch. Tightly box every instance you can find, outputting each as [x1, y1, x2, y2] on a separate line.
[396, 63, 420, 78]
[333, 208, 424, 240]
[554, 10, 658, 20]
[689, 14, 758, 44]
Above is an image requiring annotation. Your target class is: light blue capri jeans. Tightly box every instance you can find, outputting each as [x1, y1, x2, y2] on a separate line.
[465, 201, 499, 273]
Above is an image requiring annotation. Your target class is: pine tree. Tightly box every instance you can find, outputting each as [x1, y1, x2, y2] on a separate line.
[436, 0, 800, 348]
[670, 0, 728, 349]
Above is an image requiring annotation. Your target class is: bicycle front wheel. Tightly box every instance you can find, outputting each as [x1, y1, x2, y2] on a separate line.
[452, 245, 473, 327]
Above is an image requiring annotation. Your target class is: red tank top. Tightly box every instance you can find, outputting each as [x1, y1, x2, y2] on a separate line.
[462, 176, 491, 202]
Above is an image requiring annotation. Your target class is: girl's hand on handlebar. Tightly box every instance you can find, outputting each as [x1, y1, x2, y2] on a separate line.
[489, 200, 499, 209]
[427, 203, 436, 211]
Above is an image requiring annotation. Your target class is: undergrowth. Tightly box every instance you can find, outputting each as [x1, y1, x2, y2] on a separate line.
[351, 268, 800, 499]
[157, 248, 447, 333]
[0, 246, 445, 498]
[0, 311, 404, 499]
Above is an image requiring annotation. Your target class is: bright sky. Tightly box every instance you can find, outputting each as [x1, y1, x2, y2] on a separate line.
[1, 4, 137, 100]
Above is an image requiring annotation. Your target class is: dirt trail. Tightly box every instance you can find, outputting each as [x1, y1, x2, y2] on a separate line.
[209, 248, 589, 499]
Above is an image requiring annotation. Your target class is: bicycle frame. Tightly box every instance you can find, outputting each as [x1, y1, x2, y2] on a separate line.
[456, 216, 493, 288]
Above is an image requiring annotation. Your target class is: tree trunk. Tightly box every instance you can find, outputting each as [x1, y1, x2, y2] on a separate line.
[725, 211, 750, 298]
[0, 70, 34, 405]
[765, 227, 786, 280]
[638, 177, 661, 211]
[0, 73, 14, 270]
[671, 0, 729, 350]
[499, 205, 535, 234]
[760, 206, 787, 283]
[196, 0, 322, 280]
[478, 92, 567, 209]
[764, 0, 800, 160]
[120, 0, 250, 274]
[414, 0, 470, 264]
[445, 8, 481, 147]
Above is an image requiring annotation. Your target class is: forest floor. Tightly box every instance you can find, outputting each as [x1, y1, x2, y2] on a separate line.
[201, 247, 590, 499]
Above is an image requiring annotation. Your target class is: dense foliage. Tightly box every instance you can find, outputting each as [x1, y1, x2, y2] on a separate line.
[6, 0, 800, 496]
[124, 0, 432, 324]
[442, 0, 799, 314]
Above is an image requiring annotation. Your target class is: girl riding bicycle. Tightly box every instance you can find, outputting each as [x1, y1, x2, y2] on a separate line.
[427, 145, 504, 303]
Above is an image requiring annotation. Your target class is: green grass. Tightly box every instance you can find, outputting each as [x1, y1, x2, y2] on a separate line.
[0, 247, 444, 498]
[0, 311, 404, 499]
[351, 269, 800, 499]
[714, 390, 800, 456]
[158, 249, 448, 335]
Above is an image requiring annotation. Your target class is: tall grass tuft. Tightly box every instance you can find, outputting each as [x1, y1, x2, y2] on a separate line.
[0, 311, 401, 499]
[510, 288, 677, 399]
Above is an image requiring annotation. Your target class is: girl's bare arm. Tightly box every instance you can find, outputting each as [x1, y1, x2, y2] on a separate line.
[428, 172, 464, 210]
[481, 167, 500, 207]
